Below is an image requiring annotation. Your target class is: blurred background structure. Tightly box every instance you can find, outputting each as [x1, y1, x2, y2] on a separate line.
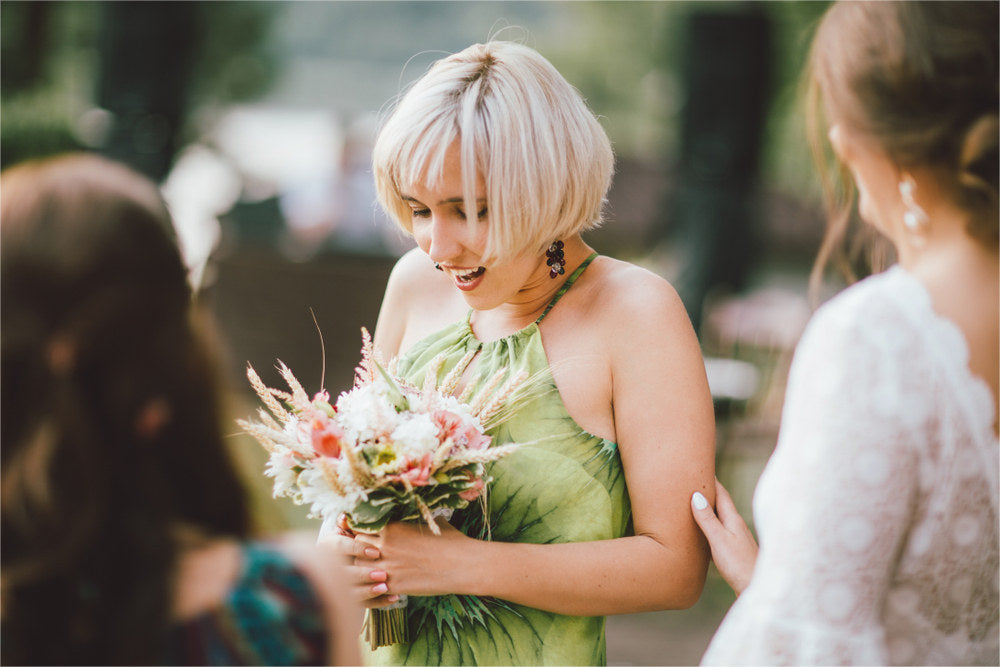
[2, 2, 831, 663]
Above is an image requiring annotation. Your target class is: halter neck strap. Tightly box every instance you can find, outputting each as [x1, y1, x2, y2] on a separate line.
[536, 252, 598, 324]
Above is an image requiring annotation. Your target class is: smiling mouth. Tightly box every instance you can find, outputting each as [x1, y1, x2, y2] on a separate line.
[454, 267, 486, 283]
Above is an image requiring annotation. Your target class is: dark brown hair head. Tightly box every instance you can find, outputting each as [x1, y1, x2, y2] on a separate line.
[1, 153, 250, 664]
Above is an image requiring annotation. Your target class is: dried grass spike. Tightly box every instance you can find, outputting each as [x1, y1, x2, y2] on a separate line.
[414, 495, 441, 535]
[480, 369, 549, 430]
[467, 367, 508, 418]
[439, 443, 520, 471]
[256, 407, 281, 431]
[276, 361, 311, 408]
[236, 419, 281, 453]
[353, 327, 378, 386]
[432, 438, 454, 469]
[343, 443, 376, 487]
[440, 349, 477, 396]
[318, 458, 347, 496]
[478, 370, 528, 428]
[247, 364, 289, 422]
[458, 381, 476, 404]
[422, 354, 446, 394]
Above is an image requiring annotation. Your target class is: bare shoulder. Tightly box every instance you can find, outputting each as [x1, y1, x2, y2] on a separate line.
[382, 247, 450, 307]
[375, 248, 465, 357]
[584, 257, 690, 334]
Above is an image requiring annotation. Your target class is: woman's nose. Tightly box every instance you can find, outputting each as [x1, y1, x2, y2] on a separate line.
[425, 215, 463, 263]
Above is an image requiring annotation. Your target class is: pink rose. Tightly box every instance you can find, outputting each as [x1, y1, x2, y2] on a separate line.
[311, 417, 344, 458]
[431, 410, 463, 440]
[432, 410, 491, 450]
[459, 476, 485, 501]
[396, 453, 433, 487]
[461, 426, 491, 451]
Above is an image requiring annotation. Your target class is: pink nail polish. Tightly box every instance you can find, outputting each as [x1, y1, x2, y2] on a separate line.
[372, 583, 388, 594]
[365, 547, 381, 559]
[369, 570, 387, 582]
[387, 594, 400, 603]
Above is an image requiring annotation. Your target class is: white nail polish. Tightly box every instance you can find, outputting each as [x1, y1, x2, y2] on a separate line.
[692, 491, 708, 510]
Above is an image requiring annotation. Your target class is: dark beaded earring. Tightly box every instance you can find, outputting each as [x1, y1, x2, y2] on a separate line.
[545, 240, 565, 279]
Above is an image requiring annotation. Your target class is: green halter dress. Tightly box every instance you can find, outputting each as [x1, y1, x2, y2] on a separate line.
[365, 254, 632, 666]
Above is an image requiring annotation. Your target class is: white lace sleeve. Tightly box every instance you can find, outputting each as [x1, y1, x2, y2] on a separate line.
[703, 297, 932, 665]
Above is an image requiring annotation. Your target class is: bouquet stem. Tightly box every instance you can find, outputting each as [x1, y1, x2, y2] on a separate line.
[364, 596, 408, 650]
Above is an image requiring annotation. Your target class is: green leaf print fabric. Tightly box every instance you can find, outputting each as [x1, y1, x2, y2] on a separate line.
[365, 255, 632, 666]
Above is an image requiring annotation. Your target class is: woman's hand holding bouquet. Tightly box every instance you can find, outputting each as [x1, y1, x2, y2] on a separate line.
[238, 328, 524, 648]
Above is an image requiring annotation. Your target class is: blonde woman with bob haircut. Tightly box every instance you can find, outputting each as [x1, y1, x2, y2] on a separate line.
[331, 41, 716, 666]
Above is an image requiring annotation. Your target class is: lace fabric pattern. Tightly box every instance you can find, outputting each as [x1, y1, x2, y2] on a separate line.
[703, 266, 999, 666]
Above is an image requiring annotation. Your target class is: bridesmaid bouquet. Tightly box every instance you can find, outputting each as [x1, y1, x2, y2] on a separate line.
[237, 328, 524, 649]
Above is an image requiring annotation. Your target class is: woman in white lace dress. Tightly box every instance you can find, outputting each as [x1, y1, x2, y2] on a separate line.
[690, 2, 998, 664]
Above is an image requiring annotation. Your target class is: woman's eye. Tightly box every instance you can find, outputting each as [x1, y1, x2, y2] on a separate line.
[410, 208, 430, 219]
[457, 207, 488, 221]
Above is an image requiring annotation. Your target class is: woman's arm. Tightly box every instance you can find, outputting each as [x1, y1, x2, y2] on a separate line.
[346, 268, 717, 615]
[279, 532, 364, 666]
[372, 248, 422, 359]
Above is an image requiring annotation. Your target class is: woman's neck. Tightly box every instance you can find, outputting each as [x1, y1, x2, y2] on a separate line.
[902, 228, 999, 433]
[471, 236, 593, 338]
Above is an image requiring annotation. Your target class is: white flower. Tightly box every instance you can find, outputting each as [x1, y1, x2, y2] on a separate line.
[299, 467, 350, 519]
[390, 411, 441, 460]
[335, 382, 400, 442]
[265, 451, 300, 499]
[282, 419, 313, 457]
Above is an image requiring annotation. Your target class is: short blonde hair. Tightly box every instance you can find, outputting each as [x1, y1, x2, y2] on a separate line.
[373, 41, 615, 263]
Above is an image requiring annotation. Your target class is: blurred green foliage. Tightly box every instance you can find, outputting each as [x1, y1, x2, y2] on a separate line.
[1, 1, 828, 201]
[1, 1, 278, 170]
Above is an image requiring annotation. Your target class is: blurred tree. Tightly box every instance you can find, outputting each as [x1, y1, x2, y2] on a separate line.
[0, 1, 278, 176]
[661, 6, 772, 331]
[97, 2, 197, 181]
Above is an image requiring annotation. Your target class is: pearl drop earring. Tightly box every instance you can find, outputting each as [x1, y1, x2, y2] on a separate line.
[898, 175, 929, 234]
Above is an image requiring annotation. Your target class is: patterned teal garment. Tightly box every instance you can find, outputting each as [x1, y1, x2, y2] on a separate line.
[162, 541, 327, 665]
[367, 253, 633, 666]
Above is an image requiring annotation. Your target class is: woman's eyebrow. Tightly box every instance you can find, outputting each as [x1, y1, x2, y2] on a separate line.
[402, 195, 485, 205]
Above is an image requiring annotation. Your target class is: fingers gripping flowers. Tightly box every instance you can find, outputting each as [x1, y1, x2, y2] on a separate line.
[237, 328, 524, 536]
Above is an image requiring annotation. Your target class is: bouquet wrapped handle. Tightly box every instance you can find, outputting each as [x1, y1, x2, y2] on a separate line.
[364, 596, 408, 649]
[362, 509, 453, 649]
